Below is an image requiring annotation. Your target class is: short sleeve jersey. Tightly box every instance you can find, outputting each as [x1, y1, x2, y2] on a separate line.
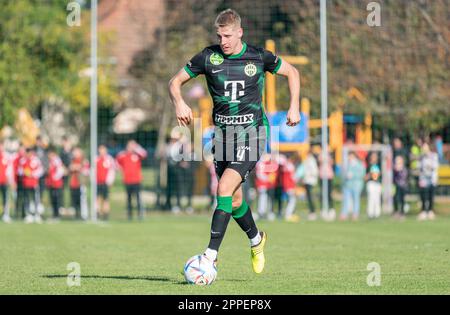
[184, 42, 282, 140]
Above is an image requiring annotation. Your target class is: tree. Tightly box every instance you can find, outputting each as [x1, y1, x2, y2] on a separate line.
[0, 0, 119, 144]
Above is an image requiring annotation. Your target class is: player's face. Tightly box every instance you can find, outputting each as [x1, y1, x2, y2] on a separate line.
[216, 24, 243, 55]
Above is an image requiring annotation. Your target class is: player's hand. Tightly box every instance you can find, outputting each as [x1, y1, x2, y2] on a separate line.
[286, 107, 300, 127]
[175, 102, 193, 126]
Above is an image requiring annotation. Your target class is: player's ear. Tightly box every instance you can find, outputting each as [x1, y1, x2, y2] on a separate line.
[237, 27, 243, 39]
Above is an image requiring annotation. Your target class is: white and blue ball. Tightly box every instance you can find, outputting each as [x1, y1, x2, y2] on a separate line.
[184, 254, 217, 285]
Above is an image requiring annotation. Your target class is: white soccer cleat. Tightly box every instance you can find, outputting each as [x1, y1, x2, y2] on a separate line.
[34, 215, 43, 224]
[417, 211, 427, 221]
[37, 203, 45, 215]
[308, 213, 317, 221]
[2, 215, 12, 224]
[24, 215, 34, 224]
[427, 211, 436, 220]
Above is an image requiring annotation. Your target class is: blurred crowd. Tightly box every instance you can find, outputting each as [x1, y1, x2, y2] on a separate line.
[156, 134, 442, 223]
[0, 136, 147, 223]
[0, 134, 444, 223]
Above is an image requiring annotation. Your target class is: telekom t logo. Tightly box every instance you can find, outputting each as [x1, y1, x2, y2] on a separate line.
[224, 81, 245, 103]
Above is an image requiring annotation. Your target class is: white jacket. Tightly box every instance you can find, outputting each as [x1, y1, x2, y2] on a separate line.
[303, 155, 319, 186]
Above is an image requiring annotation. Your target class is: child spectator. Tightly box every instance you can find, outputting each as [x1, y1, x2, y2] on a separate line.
[417, 143, 439, 221]
[46, 146, 65, 219]
[0, 141, 13, 223]
[69, 147, 90, 220]
[96, 145, 116, 220]
[255, 153, 278, 221]
[281, 152, 299, 222]
[340, 152, 365, 221]
[319, 151, 335, 214]
[21, 147, 44, 223]
[303, 151, 319, 221]
[366, 152, 382, 219]
[393, 155, 408, 219]
[13, 144, 26, 219]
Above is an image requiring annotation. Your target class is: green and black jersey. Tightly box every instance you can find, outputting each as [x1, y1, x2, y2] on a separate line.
[184, 42, 282, 141]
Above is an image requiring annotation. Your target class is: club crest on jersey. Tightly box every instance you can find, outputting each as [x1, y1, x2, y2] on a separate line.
[210, 53, 224, 66]
[244, 63, 257, 77]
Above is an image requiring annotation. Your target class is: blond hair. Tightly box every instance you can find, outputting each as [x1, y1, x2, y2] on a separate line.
[214, 9, 241, 29]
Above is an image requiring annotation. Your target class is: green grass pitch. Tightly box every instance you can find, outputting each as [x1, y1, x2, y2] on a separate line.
[1, 213, 449, 294]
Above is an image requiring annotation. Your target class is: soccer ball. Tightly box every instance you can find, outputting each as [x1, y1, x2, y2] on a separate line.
[184, 254, 217, 285]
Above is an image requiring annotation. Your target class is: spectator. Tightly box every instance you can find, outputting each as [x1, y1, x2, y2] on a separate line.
[393, 155, 408, 219]
[46, 146, 65, 220]
[205, 155, 218, 211]
[366, 152, 382, 219]
[281, 152, 299, 222]
[340, 152, 365, 221]
[13, 144, 26, 219]
[417, 143, 439, 221]
[116, 140, 147, 220]
[165, 134, 183, 213]
[0, 141, 13, 223]
[35, 136, 48, 215]
[59, 136, 73, 210]
[96, 145, 116, 221]
[179, 140, 197, 214]
[319, 151, 335, 214]
[434, 135, 445, 163]
[409, 137, 423, 194]
[69, 147, 90, 220]
[393, 137, 408, 162]
[272, 153, 286, 219]
[302, 151, 319, 221]
[21, 147, 44, 223]
[254, 153, 277, 221]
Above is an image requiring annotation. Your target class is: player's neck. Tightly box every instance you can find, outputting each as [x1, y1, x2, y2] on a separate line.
[226, 41, 245, 57]
[232, 41, 244, 55]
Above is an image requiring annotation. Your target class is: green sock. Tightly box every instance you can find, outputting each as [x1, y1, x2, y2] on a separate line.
[232, 200, 249, 219]
[216, 196, 233, 214]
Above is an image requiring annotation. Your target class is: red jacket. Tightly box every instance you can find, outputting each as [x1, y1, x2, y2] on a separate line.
[97, 154, 116, 185]
[0, 150, 11, 185]
[116, 147, 147, 185]
[255, 158, 279, 190]
[20, 154, 43, 189]
[281, 159, 296, 191]
[12, 152, 25, 185]
[69, 157, 90, 189]
[46, 156, 65, 189]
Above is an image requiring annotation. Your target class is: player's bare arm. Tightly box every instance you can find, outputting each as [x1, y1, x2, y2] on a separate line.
[168, 69, 194, 127]
[276, 59, 301, 127]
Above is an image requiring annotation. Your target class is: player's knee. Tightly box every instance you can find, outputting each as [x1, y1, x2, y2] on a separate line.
[217, 183, 233, 197]
[232, 197, 243, 210]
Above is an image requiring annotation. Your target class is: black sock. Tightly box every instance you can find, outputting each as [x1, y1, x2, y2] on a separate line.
[234, 207, 258, 240]
[207, 209, 231, 251]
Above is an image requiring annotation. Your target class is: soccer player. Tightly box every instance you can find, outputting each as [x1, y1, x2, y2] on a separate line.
[168, 9, 300, 273]
[0, 141, 13, 223]
[69, 147, 90, 220]
[46, 146, 65, 219]
[21, 147, 44, 223]
[13, 143, 26, 219]
[255, 153, 278, 221]
[116, 140, 147, 220]
[280, 152, 299, 222]
[96, 145, 116, 221]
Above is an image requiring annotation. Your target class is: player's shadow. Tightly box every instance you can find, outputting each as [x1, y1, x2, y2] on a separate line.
[43, 274, 178, 283]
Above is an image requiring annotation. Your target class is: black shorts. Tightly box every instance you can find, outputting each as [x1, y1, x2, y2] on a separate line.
[212, 132, 267, 183]
[97, 184, 109, 199]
